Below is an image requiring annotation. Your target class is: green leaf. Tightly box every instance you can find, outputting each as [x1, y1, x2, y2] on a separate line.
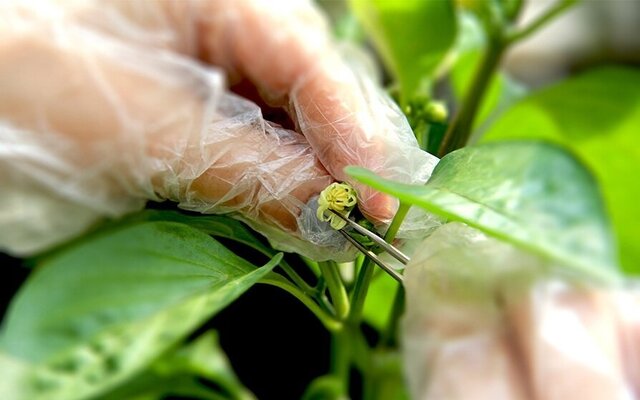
[0, 221, 280, 400]
[29, 210, 276, 268]
[349, 0, 457, 101]
[347, 141, 618, 278]
[125, 210, 276, 258]
[96, 331, 254, 400]
[481, 67, 640, 275]
[362, 273, 397, 331]
[302, 375, 345, 400]
[0, 353, 30, 399]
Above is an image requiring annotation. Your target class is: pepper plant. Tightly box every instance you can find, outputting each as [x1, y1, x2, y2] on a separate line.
[1, 0, 639, 399]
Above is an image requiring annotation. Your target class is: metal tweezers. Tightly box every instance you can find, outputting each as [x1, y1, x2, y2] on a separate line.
[329, 210, 408, 283]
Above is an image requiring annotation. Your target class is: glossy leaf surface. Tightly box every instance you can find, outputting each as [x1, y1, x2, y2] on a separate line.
[482, 67, 640, 274]
[350, 0, 457, 101]
[348, 141, 617, 278]
[0, 222, 279, 400]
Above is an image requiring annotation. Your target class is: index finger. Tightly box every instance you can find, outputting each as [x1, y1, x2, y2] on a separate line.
[199, 0, 438, 223]
[83, 0, 437, 224]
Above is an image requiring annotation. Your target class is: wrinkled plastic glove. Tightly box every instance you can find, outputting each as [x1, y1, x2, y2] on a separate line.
[402, 222, 640, 400]
[0, 0, 438, 258]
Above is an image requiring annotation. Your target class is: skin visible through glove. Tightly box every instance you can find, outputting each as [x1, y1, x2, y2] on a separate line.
[186, 0, 401, 222]
[0, 0, 429, 258]
[79, 0, 400, 223]
[0, 29, 332, 233]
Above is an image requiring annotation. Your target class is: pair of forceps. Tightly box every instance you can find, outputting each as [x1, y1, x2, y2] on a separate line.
[329, 210, 408, 283]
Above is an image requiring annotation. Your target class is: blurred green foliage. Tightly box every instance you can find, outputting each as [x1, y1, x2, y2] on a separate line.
[482, 67, 640, 274]
[97, 331, 254, 400]
[350, 0, 457, 103]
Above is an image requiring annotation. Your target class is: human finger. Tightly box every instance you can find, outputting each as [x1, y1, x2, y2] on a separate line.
[76, 0, 439, 225]
[401, 222, 633, 399]
[0, 8, 339, 259]
[199, 0, 438, 223]
[506, 283, 629, 400]
[611, 288, 640, 397]
[401, 223, 529, 399]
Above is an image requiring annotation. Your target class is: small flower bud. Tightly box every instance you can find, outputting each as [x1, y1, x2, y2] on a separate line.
[424, 101, 448, 124]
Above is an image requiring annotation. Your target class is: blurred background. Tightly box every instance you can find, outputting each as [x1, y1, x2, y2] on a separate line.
[321, 0, 640, 86]
[501, 0, 640, 85]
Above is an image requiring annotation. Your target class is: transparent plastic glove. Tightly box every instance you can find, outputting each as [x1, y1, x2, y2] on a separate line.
[402, 223, 640, 400]
[0, 0, 438, 258]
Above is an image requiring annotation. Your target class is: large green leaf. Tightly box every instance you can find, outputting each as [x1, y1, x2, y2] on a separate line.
[347, 141, 618, 279]
[0, 222, 280, 400]
[29, 210, 275, 268]
[481, 67, 640, 274]
[349, 0, 457, 101]
[135, 210, 276, 257]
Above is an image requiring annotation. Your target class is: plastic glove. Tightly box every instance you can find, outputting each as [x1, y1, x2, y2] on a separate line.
[0, 0, 438, 258]
[402, 223, 640, 400]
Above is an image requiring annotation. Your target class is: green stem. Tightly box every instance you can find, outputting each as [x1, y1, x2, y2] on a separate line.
[384, 202, 411, 241]
[312, 276, 339, 316]
[506, 0, 578, 45]
[324, 204, 413, 396]
[347, 254, 365, 292]
[347, 260, 375, 325]
[330, 329, 351, 392]
[437, 0, 576, 157]
[261, 277, 342, 331]
[319, 261, 350, 320]
[348, 203, 410, 325]
[181, 387, 229, 400]
[315, 275, 327, 293]
[318, 294, 336, 316]
[278, 260, 316, 295]
[438, 37, 505, 157]
[415, 120, 429, 151]
[350, 327, 373, 374]
[504, 0, 525, 22]
[381, 285, 405, 347]
[300, 255, 321, 277]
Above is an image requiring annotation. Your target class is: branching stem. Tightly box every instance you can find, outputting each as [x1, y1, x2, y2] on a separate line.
[278, 260, 316, 295]
[506, 0, 577, 45]
[438, 37, 505, 156]
[319, 261, 350, 320]
[261, 277, 342, 332]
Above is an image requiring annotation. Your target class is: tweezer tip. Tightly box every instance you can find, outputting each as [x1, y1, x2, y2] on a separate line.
[328, 209, 410, 268]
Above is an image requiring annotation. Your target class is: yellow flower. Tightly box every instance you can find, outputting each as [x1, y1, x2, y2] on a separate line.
[317, 182, 358, 230]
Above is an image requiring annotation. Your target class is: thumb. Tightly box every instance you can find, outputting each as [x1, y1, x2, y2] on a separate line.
[290, 52, 436, 223]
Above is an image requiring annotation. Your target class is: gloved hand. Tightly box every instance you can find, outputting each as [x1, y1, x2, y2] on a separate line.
[0, 0, 438, 258]
[402, 223, 640, 400]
